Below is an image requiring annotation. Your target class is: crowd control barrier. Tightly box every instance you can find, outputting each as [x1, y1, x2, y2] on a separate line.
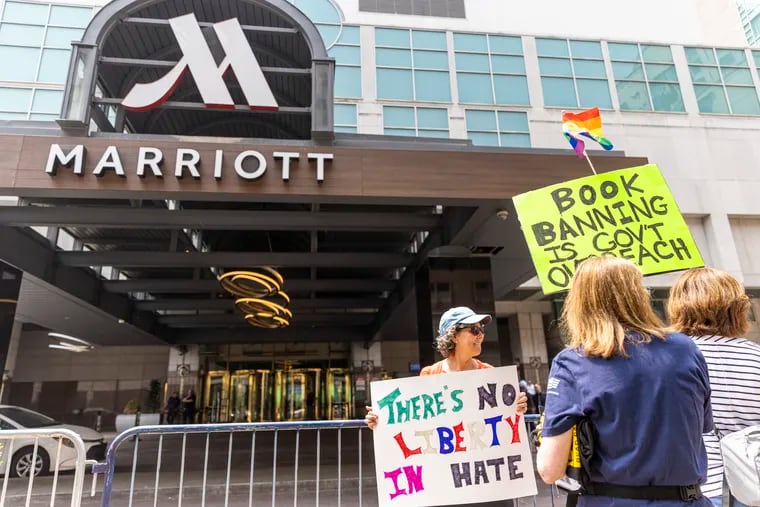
[0, 427, 90, 507]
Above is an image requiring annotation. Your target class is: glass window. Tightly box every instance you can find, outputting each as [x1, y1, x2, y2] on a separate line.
[377, 68, 413, 100]
[334, 103, 357, 133]
[290, 0, 341, 24]
[44, 27, 83, 48]
[457, 73, 493, 104]
[376, 27, 450, 102]
[694, 84, 730, 113]
[686, 46, 760, 115]
[0, 23, 44, 45]
[609, 42, 684, 112]
[412, 30, 446, 49]
[31, 89, 62, 113]
[493, 75, 529, 105]
[38, 48, 70, 83]
[0, 1, 94, 120]
[1, 1, 48, 24]
[537, 38, 611, 109]
[453, 33, 487, 52]
[376, 28, 410, 48]
[453, 32, 528, 106]
[334, 66, 361, 98]
[417, 107, 448, 129]
[542, 77, 576, 107]
[608, 43, 639, 61]
[327, 24, 361, 98]
[640, 45, 673, 63]
[48, 5, 91, 28]
[465, 109, 531, 148]
[383, 105, 449, 137]
[415, 70, 451, 101]
[0, 87, 32, 113]
[616, 81, 651, 111]
[0, 46, 38, 81]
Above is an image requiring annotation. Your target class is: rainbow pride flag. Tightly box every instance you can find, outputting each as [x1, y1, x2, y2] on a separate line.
[562, 107, 614, 158]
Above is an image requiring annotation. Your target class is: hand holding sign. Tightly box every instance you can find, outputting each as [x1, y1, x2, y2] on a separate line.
[370, 366, 537, 506]
[513, 164, 704, 294]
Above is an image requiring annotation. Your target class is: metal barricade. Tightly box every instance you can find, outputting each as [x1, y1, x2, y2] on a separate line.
[93, 420, 370, 507]
[0, 427, 88, 507]
[92, 415, 547, 507]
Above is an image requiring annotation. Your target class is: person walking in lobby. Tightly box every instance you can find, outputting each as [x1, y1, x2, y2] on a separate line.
[667, 267, 760, 507]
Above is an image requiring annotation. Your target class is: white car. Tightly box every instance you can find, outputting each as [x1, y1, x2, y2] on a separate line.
[0, 405, 106, 477]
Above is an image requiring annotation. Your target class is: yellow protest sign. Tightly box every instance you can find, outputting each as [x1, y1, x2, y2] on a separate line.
[513, 164, 704, 294]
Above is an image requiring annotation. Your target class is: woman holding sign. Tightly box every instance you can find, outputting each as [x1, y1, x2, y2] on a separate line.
[365, 306, 528, 429]
[667, 267, 760, 507]
[537, 256, 712, 506]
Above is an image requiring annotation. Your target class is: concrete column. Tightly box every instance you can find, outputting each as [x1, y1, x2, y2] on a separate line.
[703, 213, 743, 279]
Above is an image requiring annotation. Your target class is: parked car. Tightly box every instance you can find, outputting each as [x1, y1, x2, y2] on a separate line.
[0, 405, 106, 477]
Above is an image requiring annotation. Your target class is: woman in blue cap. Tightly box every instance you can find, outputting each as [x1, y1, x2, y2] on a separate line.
[365, 306, 528, 429]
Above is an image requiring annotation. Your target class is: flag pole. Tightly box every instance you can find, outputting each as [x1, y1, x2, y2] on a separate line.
[584, 152, 597, 175]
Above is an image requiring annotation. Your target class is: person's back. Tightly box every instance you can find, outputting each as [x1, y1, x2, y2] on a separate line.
[547, 332, 711, 501]
[667, 267, 760, 506]
[537, 257, 712, 507]
[692, 335, 760, 500]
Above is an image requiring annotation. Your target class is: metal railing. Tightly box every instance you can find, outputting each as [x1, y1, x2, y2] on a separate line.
[93, 420, 371, 507]
[0, 428, 88, 507]
[92, 415, 546, 507]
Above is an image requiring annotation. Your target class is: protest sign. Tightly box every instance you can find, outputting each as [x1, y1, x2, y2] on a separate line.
[370, 366, 536, 507]
[512, 164, 703, 294]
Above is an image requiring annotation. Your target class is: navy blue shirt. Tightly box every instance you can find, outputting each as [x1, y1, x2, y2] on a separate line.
[542, 332, 713, 507]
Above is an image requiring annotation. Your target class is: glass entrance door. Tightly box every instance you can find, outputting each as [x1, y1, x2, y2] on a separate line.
[229, 371, 254, 422]
[251, 370, 272, 422]
[204, 371, 229, 423]
[327, 368, 353, 419]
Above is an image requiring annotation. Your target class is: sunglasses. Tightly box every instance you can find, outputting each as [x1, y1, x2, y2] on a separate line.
[457, 325, 485, 336]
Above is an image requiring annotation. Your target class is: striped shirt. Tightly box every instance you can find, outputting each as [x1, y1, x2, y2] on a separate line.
[692, 335, 760, 499]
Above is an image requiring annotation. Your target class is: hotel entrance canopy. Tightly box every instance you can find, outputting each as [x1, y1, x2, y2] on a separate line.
[0, 0, 647, 348]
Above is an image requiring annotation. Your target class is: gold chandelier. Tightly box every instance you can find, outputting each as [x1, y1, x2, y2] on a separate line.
[219, 267, 291, 328]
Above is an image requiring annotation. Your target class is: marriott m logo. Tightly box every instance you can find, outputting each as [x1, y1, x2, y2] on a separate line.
[122, 13, 278, 112]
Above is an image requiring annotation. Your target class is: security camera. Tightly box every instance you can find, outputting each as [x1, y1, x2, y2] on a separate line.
[496, 209, 509, 220]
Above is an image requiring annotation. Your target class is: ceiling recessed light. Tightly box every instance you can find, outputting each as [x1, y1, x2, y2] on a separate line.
[118, 319, 125, 324]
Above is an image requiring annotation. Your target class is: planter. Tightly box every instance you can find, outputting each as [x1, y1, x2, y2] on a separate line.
[115, 413, 161, 434]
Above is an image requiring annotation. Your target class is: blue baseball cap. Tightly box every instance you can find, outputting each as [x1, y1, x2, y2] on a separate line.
[438, 306, 492, 336]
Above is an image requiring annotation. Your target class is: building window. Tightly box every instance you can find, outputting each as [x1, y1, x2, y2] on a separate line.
[359, 0, 465, 18]
[0, 86, 62, 120]
[334, 103, 357, 133]
[375, 28, 451, 102]
[453, 33, 529, 106]
[328, 26, 361, 98]
[465, 110, 530, 148]
[536, 38, 612, 109]
[685, 47, 760, 115]
[383, 105, 449, 137]
[608, 43, 684, 112]
[0, 1, 93, 84]
[287, 1, 361, 98]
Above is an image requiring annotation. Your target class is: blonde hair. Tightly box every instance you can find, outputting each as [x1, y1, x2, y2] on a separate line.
[667, 267, 750, 338]
[561, 256, 665, 358]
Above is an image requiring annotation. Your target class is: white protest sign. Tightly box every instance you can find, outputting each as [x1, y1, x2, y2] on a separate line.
[370, 365, 537, 506]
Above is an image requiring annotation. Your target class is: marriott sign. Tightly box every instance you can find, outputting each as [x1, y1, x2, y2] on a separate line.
[45, 144, 334, 182]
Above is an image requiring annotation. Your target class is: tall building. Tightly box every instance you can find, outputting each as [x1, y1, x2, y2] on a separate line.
[739, 0, 760, 45]
[0, 0, 759, 424]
